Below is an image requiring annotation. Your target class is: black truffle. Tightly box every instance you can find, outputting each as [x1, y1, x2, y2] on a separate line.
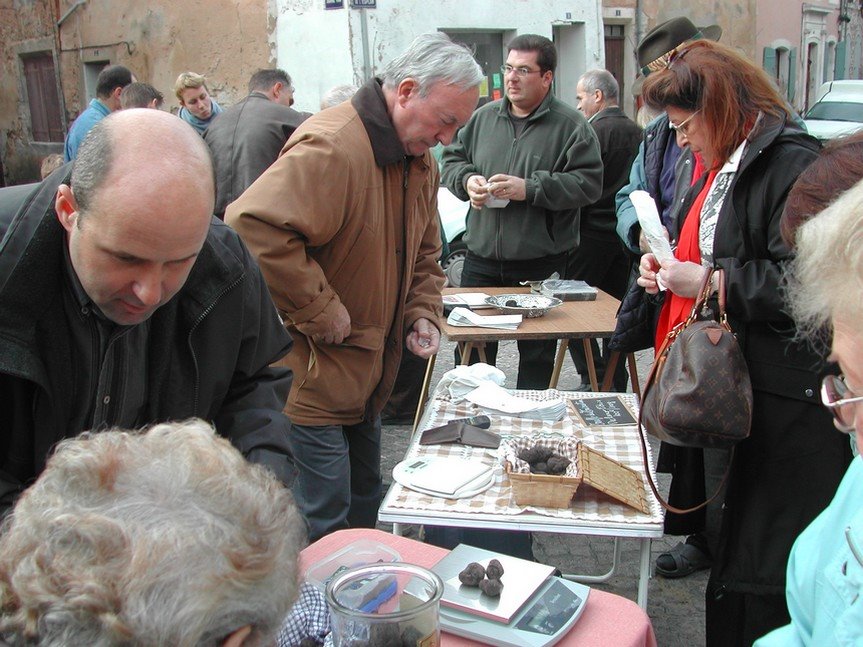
[546, 455, 572, 475]
[505, 299, 518, 307]
[368, 622, 401, 645]
[485, 558, 505, 580]
[479, 577, 504, 597]
[458, 561, 486, 586]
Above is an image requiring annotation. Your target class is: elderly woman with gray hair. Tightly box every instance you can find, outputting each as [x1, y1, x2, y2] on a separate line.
[0, 420, 308, 647]
[753, 134, 863, 645]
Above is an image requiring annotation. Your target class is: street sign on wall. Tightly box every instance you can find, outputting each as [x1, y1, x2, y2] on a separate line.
[350, 0, 376, 7]
[325, 0, 344, 8]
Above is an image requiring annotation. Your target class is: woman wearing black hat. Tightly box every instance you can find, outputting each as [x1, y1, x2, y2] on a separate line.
[637, 39, 852, 645]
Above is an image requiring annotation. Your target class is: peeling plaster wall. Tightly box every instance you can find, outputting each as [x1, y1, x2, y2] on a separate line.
[55, 0, 274, 116]
[1, 0, 58, 184]
[277, 0, 604, 114]
[2, 0, 274, 185]
[638, 0, 752, 55]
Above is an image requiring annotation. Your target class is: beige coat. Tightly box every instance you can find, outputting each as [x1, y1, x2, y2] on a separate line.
[227, 80, 444, 425]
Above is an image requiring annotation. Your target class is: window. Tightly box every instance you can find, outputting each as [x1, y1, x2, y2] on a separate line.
[22, 53, 64, 143]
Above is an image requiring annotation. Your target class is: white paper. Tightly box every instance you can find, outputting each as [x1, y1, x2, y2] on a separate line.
[446, 307, 522, 330]
[484, 195, 510, 208]
[442, 292, 494, 308]
[464, 382, 567, 420]
[630, 190, 675, 264]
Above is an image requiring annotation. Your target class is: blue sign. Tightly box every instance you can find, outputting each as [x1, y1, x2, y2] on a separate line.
[350, 0, 376, 7]
[325, 0, 344, 8]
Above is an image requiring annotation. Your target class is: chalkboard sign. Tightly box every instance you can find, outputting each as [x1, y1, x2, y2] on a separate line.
[571, 396, 636, 427]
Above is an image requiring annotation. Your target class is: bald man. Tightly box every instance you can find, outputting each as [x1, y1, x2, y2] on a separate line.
[0, 109, 297, 517]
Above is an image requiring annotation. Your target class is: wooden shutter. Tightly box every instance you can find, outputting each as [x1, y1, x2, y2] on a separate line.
[22, 54, 64, 143]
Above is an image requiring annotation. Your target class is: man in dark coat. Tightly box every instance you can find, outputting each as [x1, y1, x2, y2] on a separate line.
[0, 108, 297, 518]
[568, 68, 642, 390]
[204, 68, 311, 219]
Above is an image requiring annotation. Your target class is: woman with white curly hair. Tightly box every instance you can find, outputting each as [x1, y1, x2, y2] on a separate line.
[0, 419, 306, 647]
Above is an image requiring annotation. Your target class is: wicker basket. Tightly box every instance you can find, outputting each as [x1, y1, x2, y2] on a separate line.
[502, 436, 581, 508]
[505, 465, 581, 507]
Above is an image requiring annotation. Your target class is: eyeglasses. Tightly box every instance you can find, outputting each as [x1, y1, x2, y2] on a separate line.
[821, 374, 863, 432]
[501, 64, 542, 78]
[668, 110, 700, 136]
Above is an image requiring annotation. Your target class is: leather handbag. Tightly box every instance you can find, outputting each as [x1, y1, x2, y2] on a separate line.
[637, 269, 752, 514]
[640, 269, 752, 449]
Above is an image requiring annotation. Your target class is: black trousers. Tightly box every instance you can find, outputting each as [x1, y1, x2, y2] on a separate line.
[565, 231, 631, 391]
[459, 250, 570, 390]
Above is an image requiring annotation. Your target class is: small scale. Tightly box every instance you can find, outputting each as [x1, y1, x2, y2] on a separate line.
[392, 457, 495, 499]
[439, 576, 590, 647]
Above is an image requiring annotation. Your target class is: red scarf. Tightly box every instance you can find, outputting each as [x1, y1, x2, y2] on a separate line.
[653, 169, 718, 351]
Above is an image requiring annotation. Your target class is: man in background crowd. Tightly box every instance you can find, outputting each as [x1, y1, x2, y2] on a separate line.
[63, 64, 135, 161]
[320, 84, 359, 110]
[120, 81, 164, 109]
[569, 68, 642, 391]
[205, 68, 311, 219]
[441, 34, 603, 390]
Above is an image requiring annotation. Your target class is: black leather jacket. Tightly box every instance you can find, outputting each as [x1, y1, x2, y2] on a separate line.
[0, 169, 297, 515]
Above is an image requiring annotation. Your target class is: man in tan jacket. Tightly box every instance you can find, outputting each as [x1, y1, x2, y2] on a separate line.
[227, 33, 482, 541]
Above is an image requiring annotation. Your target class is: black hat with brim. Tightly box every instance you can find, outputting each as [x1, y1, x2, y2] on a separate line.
[636, 17, 722, 79]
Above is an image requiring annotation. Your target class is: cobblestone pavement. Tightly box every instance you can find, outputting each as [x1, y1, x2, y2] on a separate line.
[378, 339, 707, 646]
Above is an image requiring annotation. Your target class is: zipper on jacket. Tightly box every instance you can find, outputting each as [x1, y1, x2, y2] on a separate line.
[187, 274, 244, 413]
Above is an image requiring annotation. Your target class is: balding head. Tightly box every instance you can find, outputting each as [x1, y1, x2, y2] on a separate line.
[56, 110, 216, 325]
[72, 109, 214, 217]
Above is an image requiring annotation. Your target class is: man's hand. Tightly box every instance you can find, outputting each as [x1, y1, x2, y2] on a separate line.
[487, 173, 527, 202]
[406, 317, 440, 358]
[296, 301, 351, 345]
[466, 174, 490, 209]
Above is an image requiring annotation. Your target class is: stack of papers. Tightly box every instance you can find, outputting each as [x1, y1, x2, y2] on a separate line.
[464, 382, 567, 421]
[442, 292, 494, 309]
[447, 307, 521, 330]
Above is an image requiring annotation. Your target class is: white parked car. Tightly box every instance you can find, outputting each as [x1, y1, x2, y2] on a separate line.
[803, 80, 863, 141]
[437, 186, 469, 286]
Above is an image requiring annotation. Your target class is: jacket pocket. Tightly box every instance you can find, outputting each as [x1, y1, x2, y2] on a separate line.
[300, 322, 387, 418]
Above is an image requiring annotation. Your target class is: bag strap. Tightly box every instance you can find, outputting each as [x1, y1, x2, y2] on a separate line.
[637, 401, 733, 514]
[636, 267, 733, 514]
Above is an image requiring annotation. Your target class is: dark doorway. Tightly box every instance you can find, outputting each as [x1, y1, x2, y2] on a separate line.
[604, 24, 626, 99]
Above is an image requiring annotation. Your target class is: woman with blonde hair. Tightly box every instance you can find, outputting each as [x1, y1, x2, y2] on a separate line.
[637, 39, 852, 644]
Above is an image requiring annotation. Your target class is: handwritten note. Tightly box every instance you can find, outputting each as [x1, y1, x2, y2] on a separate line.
[571, 396, 636, 427]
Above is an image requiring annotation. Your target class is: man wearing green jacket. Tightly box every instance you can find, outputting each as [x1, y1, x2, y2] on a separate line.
[441, 33, 603, 389]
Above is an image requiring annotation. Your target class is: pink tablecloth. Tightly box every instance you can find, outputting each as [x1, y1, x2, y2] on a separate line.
[300, 529, 657, 647]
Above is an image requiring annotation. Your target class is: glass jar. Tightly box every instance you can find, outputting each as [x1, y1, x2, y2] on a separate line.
[326, 561, 444, 646]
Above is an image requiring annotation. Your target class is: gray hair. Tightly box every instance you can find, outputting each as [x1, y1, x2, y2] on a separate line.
[70, 119, 114, 217]
[0, 419, 306, 647]
[382, 32, 483, 97]
[320, 84, 358, 109]
[580, 68, 620, 103]
[787, 177, 863, 341]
